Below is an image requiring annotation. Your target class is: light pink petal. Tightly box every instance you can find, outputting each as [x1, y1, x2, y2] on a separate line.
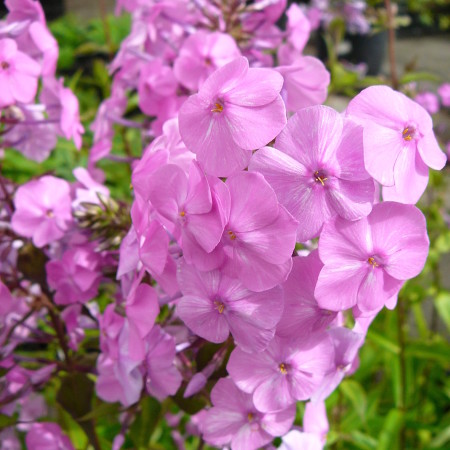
[315, 263, 366, 311]
[346, 85, 408, 129]
[228, 347, 278, 394]
[177, 294, 230, 343]
[363, 122, 405, 186]
[9, 72, 39, 104]
[326, 178, 374, 220]
[417, 132, 447, 170]
[147, 165, 187, 221]
[225, 96, 286, 150]
[262, 404, 296, 437]
[185, 161, 212, 214]
[275, 106, 343, 170]
[357, 268, 403, 312]
[139, 221, 169, 276]
[253, 374, 294, 412]
[384, 144, 429, 204]
[231, 423, 273, 450]
[225, 67, 283, 107]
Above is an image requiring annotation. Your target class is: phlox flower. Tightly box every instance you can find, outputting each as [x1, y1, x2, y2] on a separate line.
[276, 250, 337, 339]
[0, 38, 41, 108]
[177, 259, 283, 352]
[346, 85, 447, 204]
[173, 30, 241, 91]
[249, 105, 374, 242]
[202, 378, 295, 450]
[438, 82, 450, 107]
[278, 430, 323, 450]
[414, 91, 439, 115]
[221, 171, 298, 292]
[179, 56, 286, 177]
[11, 176, 72, 248]
[315, 202, 429, 313]
[46, 244, 102, 305]
[25, 423, 74, 450]
[144, 325, 182, 401]
[227, 332, 334, 412]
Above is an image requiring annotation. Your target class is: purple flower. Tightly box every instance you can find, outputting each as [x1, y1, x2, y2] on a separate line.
[249, 105, 374, 242]
[276, 250, 337, 339]
[221, 171, 298, 292]
[177, 259, 283, 352]
[202, 378, 295, 450]
[0, 38, 41, 108]
[145, 325, 182, 400]
[438, 83, 450, 107]
[173, 30, 241, 91]
[179, 56, 286, 177]
[227, 332, 334, 412]
[315, 202, 429, 312]
[25, 423, 74, 450]
[414, 91, 440, 115]
[11, 176, 73, 248]
[346, 85, 447, 204]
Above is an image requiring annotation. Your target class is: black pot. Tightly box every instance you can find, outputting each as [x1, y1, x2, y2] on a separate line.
[317, 29, 388, 76]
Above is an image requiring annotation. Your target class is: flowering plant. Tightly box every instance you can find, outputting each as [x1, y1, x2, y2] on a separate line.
[0, 1, 449, 450]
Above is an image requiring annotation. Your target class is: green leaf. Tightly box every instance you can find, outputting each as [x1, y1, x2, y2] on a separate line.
[77, 401, 120, 422]
[435, 292, 450, 332]
[376, 408, 404, 450]
[430, 425, 450, 448]
[400, 72, 441, 84]
[129, 396, 161, 449]
[340, 379, 367, 422]
[405, 341, 450, 364]
[0, 413, 18, 431]
[367, 330, 400, 354]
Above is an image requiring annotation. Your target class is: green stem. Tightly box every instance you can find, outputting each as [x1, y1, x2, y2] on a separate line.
[397, 296, 407, 448]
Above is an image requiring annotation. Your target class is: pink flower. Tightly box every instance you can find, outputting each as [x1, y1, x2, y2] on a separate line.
[315, 202, 429, 312]
[346, 85, 447, 204]
[41, 77, 84, 149]
[202, 378, 295, 450]
[227, 332, 334, 412]
[144, 325, 182, 400]
[179, 57, 286, 177]
[276, 251, 337, 339]
[276, 56, 330, 112]
[177, 259, 283, 352]
[249, 105, 374, 242]
[174, 30, 241, 91]
[221, 172, 298, 292]
[0, 38, 41, 108]
[11, 176, 73, 248]
[438, 83, 450, 107]
[25, 423, 74, 450]
[46, 244, 101, 305]
[414, 91, 439, 115]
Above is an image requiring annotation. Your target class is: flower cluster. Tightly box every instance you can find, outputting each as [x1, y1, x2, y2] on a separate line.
[0, 1, 447, 450]
[0, 0, 83, 161]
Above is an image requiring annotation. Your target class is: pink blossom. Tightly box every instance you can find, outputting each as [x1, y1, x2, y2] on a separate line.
[11, 176, 73, 248]
[202, 378, 295, 450]
[0, 38, 41, 108]
[177, 259, 283, 352]
[438, 82, 450, 107]
[278, 430, 323, 450]
[5, 0, 46, 24]
[144, 325, 182, 400]
[179, 56, 286, 177]
[276, 57, 330, 112]
[346, 85, 447, 204]
[25, 423, 74, 450]
[249, 105, 374, 242]
[227, 332, 334, 412]
[221, 171, 298, 292]
[41, 77, 84, 149]
[315, 202, 429, 312]
[174, 30, 241, 91]
[415, 91, 440, 115]
[276, 251, 337, 339]
[46, 244, 101, 305]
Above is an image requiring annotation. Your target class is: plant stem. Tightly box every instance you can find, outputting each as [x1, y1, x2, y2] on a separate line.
[397, 296, 407, 448]
[385, 0, 399, 90]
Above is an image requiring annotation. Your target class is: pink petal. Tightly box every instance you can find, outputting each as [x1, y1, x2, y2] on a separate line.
[417, 132, 447, 170]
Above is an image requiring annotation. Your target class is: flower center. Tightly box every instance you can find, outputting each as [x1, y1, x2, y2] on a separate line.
[0, 61, 9, 70]
[314, 170, 328, 186]
[247, 412, 254, 422]
[214, 300, 225, 314]
[227, 230, 236, 240]
[368, 256, 379, 267]
[211, 101, 224, 113]
[205, 57, 212, 66]
[46, 209, 54, 218]
[279, 362, 288, 375]
[402, 126, 416, 141]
